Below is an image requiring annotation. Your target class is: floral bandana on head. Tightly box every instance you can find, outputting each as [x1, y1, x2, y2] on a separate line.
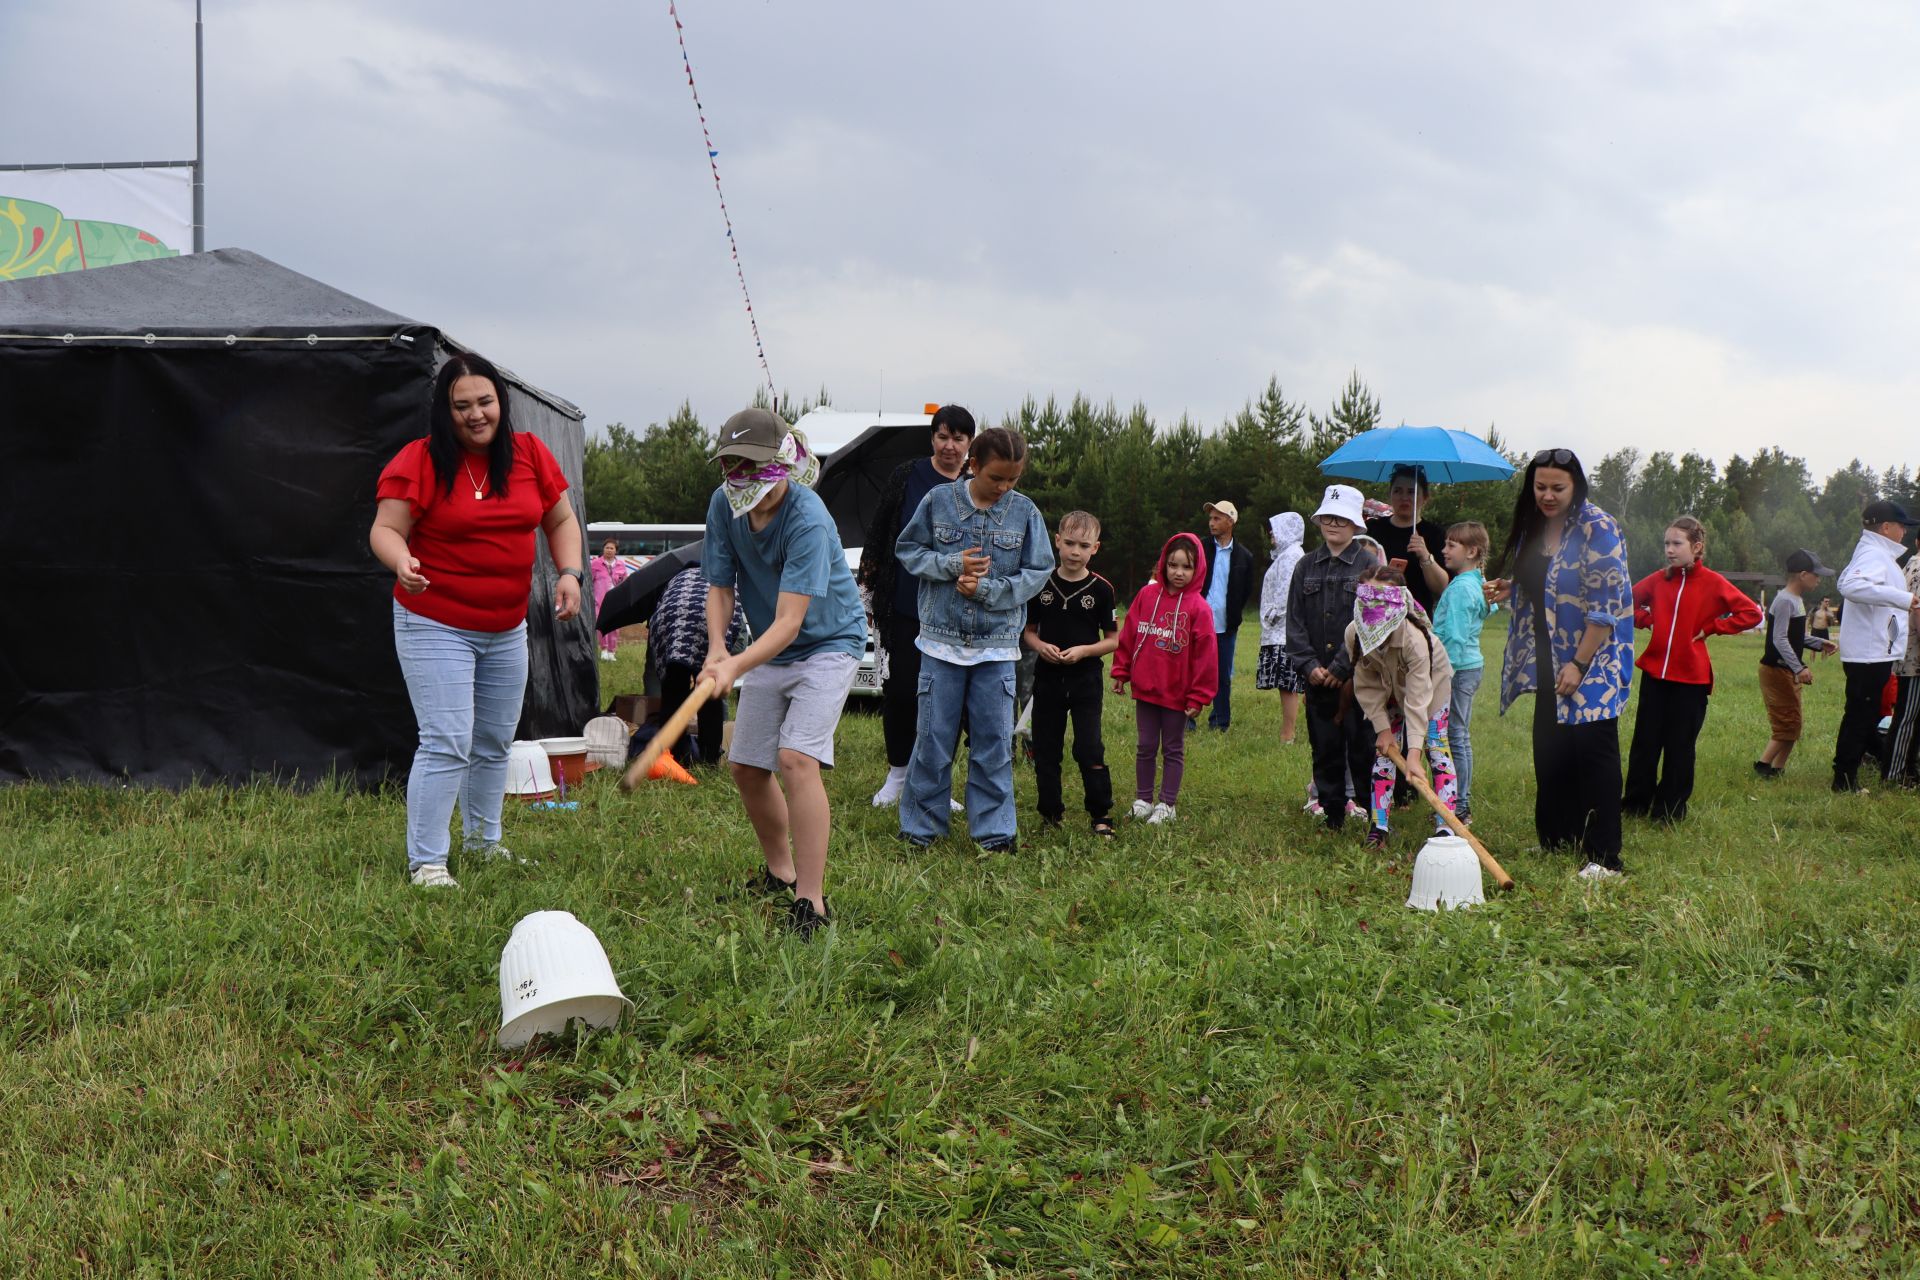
[1353, 581, 1412, 657]
[722, 429, 820, 516]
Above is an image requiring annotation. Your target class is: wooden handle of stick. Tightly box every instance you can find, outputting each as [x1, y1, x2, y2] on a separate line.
[1383, 742, 1515, 890]
[619, 678, 716, 792]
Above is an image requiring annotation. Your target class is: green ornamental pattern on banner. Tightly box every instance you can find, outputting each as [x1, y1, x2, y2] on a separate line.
[0, 195, 180, 279]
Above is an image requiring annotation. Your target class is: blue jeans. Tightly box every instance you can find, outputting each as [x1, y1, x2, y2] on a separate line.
[1208, 626, 1238, 730]
[901, 654, 1016, 843]
[393, 602, 529, 869]
[1448, 665, 1483, 805]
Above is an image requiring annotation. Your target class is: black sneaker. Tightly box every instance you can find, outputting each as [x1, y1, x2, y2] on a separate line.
[786, 896, 831, 939]
[896, 831, 934, 850]
[978, 837, 1017, 855]
[1363, 828, 1389, 852]
[1451, 804, 1473, 826]
[745, 866, 796, 898]
[1753, 761, 1781, 779]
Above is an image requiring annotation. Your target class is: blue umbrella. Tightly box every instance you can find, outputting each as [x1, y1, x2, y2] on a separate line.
[1319, 425, 1515, 487]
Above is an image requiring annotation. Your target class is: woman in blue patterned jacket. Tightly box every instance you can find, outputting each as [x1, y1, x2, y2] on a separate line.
[1486, 449, 1634, 879]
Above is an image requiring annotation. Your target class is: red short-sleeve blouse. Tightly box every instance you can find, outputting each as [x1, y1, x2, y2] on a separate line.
[377, 433, 569, 632]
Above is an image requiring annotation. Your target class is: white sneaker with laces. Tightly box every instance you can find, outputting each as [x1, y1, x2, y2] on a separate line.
[1303, 798, 1324, 817]
[1344, 800, 1366, 819]
[1147, 802, 1176, 825]
[1577, 862, 1622, 881]
[1131, 799, 1154, 819]
[410, 864, 459, 889]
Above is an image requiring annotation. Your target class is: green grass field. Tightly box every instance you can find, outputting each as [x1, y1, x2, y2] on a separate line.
[4, 629, 1918, 1278]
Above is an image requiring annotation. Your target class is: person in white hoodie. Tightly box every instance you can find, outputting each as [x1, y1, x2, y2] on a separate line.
[1832, 499, 1920, 792]
[1255, 512, 1307, 743]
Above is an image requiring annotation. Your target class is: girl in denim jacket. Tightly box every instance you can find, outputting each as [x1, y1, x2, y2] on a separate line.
[894, 427, 1054, 851]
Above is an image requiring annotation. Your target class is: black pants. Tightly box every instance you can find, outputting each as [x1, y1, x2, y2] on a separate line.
[881, 615, 923, 768]
[1031, 661, 1111, 820]
[1885, 675, 1920, 784]
[1532, 691, 1623, 867]
[1304, 684, 1373, 831]
[660, 662, 725, 764]
[1834, 660, 1893, 789]
[1622, 675, 1710, 822]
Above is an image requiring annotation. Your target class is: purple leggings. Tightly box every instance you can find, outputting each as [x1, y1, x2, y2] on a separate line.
[1135, 702, 1189, 805]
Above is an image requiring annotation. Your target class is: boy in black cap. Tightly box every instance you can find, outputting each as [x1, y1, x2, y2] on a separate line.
[1832, 500, 1920, 792]
[1754, 548, 1836, 778]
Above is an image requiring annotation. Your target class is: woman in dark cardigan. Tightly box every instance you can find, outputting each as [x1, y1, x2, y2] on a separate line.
[856, 405, 975, 806]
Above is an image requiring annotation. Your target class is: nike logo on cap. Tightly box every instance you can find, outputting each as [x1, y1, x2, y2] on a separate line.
[731, 428, 751, 439]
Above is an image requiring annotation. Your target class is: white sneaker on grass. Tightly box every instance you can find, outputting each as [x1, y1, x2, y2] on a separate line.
[950, 798, 965, 814]
[410, 864, 459, 889]
[469, 842, 530, 866]
[1131, 799, 1154, 819]
[1576, 862, 1622, 881]
[1147, 802, 1176, 825]
[871, 766, 908, 808]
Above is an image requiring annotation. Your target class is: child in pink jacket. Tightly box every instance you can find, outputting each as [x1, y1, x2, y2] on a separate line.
[1110, 532, 1219, 824]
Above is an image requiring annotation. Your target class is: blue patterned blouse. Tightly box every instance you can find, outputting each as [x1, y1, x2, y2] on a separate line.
[1497, 500, 1634, 724]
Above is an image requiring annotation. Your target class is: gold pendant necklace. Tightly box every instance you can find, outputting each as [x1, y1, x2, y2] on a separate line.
[462, 458, 486, 500]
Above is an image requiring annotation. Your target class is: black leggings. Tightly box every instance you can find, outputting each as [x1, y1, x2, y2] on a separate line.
[880, 615, 923, 768]
[1622, 675, 1710, 822]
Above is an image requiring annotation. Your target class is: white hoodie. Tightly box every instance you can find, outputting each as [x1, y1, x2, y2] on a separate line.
[1835, 528, 1915, 663]
[1260, 513, 1306, 646]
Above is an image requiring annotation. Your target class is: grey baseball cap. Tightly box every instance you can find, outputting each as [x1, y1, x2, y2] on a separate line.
[709, 407, 788, 463]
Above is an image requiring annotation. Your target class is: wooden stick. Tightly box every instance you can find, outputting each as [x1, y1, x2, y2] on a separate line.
[1382, 742, 1515, 890]
[619, 678, 716, 793]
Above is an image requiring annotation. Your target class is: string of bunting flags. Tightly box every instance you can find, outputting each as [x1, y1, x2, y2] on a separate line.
[668, 0, 776, 400]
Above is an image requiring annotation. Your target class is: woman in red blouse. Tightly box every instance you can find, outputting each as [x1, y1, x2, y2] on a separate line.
[369, 353, 585, 888]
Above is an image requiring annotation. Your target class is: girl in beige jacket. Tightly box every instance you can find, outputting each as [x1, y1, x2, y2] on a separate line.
[1345, 565, 1460, 852]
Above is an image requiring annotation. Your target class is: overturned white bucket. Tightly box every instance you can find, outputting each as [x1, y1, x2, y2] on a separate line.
[1406, 834, 1484, 912]
[498, 910, 632, 1048]
[506, 740, 555, 799]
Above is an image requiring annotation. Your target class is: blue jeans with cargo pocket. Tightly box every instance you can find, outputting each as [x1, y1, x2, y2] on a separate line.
[900, 654, 1017, 844]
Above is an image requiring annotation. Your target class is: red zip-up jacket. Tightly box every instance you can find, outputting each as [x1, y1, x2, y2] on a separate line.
[1631, 560, 1762, 689]
[1111, 532, 1220, 713]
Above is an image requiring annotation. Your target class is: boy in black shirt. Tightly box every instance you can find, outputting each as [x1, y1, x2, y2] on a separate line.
[1024, 511, 1119, 835]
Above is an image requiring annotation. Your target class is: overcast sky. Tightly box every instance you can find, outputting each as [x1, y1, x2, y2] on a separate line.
[7, 0, 1918, 478]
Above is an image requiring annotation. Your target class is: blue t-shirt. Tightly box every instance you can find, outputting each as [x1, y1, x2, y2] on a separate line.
[1206, 538, 1233, 634]
[891, 457, 944, 623]
[702, 484, 867, 665]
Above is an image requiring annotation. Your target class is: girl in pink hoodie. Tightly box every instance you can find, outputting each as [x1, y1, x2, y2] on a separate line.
[1110, 533, 1220, 823]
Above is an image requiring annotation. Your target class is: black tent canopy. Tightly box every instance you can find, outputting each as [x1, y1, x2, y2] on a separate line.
[813, 422, 936, 549]
[0, 248, 597, 786]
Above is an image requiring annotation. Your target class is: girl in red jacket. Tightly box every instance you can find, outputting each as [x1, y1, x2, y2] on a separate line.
[1623, 515, 1763, 822]
[1111, 533, 1219, 824]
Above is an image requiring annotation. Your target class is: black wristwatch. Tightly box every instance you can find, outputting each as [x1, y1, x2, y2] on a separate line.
[1572, 654, 1592, 675]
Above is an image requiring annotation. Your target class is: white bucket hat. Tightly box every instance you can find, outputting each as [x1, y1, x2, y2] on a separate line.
[1312, 483, 1366, 527]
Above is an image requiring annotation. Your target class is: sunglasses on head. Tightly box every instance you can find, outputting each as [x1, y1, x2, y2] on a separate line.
[1532, 448, 1576, 467]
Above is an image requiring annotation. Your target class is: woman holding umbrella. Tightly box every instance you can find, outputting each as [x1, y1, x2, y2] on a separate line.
[1485, 449, 1634, 879]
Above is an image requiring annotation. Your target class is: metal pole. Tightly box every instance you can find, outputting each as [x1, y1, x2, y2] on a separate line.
[193, 0, 205, 253]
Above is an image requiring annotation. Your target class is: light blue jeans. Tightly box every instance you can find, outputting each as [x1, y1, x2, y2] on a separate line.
[901, 654, 1016, 844]
[1448, 665, 1483, 805]
[393, 601, 529, 870]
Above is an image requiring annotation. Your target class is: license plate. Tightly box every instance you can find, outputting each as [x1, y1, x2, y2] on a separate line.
[853, 668, 881, 689]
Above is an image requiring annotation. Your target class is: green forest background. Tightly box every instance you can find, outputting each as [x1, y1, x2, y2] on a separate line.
[583, 373, 1920, 601]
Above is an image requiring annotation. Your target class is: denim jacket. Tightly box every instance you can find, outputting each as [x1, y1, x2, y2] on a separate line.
[895, 479, 1054, 648]
[1498, 500, 1634, 724]
[1284, 540, 1380, 683]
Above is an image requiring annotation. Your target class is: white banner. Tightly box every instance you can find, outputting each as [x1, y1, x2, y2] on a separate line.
[1, 166, 192, 278]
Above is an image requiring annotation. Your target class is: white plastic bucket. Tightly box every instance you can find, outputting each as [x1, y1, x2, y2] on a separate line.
[498, 910, 632, 1048]
[506, 740, 555, 798]
[1406, 834, 1484, 911]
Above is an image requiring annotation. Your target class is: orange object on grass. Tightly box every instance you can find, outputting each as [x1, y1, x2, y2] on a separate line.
[648, 752, 698, 785]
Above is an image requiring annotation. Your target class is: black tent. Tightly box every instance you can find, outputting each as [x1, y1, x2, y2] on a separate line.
[0, 248, 597, 787]
[813, 422, 935, 548]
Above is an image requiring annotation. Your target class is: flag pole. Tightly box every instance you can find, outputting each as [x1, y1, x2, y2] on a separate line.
[192, 0, 205, 252]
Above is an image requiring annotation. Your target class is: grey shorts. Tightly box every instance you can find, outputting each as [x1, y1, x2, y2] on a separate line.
[728, 651, 860, 771]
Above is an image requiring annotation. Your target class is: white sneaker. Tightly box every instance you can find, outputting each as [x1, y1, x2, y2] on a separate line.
[1303, 798, 1324, 817]
[410, 864, 459, 889]
[469, 842, 530, 866]
[600, 650, 615, 661]
[1147, 802, 1176, 825]
[1345, 801, 1366, 819]
[949, 797, 966, 814]
[1131, 799, 1154, 819]
[1576, 862, 1622, 881]
[871, 767, 907, 808]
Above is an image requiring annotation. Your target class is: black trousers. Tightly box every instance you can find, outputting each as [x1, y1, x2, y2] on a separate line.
[1622, 675, 1711, 822]
[660, 662, 725, 765]
[1885, 675, 1920, 784]
[1532, 691, 1623, 867]
[1304, 684, 1373, 831]
[1031, 661, 1111, 820]
[880, 615, 923, 768]
[1834, 660, 1893, 789]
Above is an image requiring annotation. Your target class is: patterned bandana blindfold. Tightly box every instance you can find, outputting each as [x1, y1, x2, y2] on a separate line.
[1352, 581, 1414, 657]
[722, 430, 819, 515]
